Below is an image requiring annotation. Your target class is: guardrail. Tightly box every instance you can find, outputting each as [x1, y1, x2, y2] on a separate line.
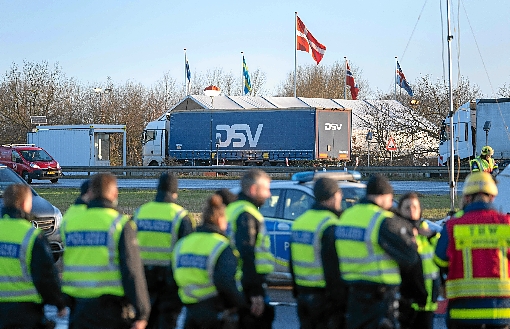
[61, 165, 471, 178]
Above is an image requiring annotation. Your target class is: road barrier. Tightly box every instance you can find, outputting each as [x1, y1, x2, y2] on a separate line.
[61, 165, 470, 179]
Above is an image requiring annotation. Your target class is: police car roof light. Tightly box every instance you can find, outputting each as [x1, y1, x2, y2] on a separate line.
[291, 170, 361, 183]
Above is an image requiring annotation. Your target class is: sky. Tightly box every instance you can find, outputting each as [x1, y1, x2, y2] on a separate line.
[1, 0, 509, 98]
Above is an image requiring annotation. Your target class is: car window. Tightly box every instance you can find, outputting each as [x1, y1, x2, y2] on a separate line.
[260, 189, 281, 218]
[11, 151, 21, 162]
[0, 168, 36, 196]
[283, 189, 314, 221]
[341, 186, 366, 209]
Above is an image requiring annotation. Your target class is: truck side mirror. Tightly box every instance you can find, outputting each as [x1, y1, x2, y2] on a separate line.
[16, 158, 23, 164]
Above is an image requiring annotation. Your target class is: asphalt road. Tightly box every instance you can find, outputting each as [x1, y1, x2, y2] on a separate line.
[33, 178, 459, 195]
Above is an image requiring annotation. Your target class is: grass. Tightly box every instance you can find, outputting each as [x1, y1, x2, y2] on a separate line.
[36, 187, 455, 222]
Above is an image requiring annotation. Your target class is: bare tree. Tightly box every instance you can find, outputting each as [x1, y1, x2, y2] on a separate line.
[276, 61, 370, 99]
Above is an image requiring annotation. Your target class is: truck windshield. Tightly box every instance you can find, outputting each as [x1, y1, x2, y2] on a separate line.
[20, 150, 53, 162]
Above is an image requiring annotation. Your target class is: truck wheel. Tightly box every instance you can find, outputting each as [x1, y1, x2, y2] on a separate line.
[148, 160, 159, 166]
[22, 171, 32, 184]
[262, 161, 271, 166]
[50, 178, 58, 183]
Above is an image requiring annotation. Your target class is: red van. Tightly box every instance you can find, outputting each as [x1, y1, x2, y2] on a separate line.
[0, 144, 62, 183]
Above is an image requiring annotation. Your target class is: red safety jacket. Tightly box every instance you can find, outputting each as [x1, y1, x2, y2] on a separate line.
[444, 207, 510, 322]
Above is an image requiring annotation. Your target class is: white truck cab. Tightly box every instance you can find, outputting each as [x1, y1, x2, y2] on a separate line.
[142, 118, 167, 166]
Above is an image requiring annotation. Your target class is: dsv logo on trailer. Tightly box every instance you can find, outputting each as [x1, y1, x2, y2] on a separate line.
[215, 124, 263, 148]
[325, 123, 342, 130]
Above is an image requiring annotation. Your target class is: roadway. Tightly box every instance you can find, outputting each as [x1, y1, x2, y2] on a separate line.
[33, 178, 458, 195]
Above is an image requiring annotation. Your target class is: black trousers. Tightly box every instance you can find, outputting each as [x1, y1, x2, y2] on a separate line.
[296, 292, 344, 329]
[145, 266, 182, 329]
[69, 295, 132, 329]
[184, 298, 239, 329]
[345, 284, 399, 329]
[0, 302, 45, 329]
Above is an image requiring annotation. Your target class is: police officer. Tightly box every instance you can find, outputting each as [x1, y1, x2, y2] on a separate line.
[335, 174, 426, 329]
[62, 179, 92, 223]
[397, 192, 440, 329]
[226, 169, 274, 328]
[173, 193, 249, 329]
[470, 145, 499, 175]
[61, 173, 151, 329]
[133, 172, 194, 329]
[289, 177, 346, 329]
[0, 184, 67, 328]
[434, 172, 510, 328]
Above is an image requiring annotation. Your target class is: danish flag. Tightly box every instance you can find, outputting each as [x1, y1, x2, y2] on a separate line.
[296, 16, 326, 65]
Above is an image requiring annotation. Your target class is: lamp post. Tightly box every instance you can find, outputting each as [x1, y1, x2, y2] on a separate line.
[483, 120, 491, 146]
[366, 131, 373, 167]
[94, 87, 112, 124]
[203, 85, 221, 166]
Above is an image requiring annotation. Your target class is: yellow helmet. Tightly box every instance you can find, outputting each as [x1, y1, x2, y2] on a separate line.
[462, 172, 498, 196]
[481, 145, 494, 156]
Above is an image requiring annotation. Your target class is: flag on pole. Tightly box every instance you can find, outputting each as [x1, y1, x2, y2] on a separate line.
[296, 16, 326, 65]
[346, 61, 359, 100]
[185, 57, 191, 94]
[396, 61, 413, 96]
[243, 56, 252, 95]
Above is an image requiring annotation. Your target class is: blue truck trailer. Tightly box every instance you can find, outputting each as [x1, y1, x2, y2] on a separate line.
[141, 95, 353, 166]
[166, 107, 351, 166]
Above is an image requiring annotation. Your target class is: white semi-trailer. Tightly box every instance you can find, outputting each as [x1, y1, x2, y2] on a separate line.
[438, 98, 510, 165]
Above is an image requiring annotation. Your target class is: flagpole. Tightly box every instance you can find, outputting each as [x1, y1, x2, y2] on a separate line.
[447, 0, 456, 213]
[184, 49, 188, 96]
[294, 11, 297, 98]
[394, 56, 397, 101]
[344, 57, 347, 99]
[241, 51, 244, 95]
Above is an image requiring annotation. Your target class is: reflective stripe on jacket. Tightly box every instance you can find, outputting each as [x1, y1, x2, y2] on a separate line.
[290, 209, 339, 288]
[412, 221, 440, 312]
[470, 156, 497, 173]
[172, 232, 230, 304]
[335, 203, 401, 285]
[226, 200, 274, 275]
[134, 202, 187, 266]
[61, 207, 128, 298]
[0, 216, 42, 303]
[444, 207, 510, 322]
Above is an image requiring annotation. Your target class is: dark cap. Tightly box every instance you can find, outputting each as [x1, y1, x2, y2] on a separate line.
[80, 180, 90, 196]
[314, 177, 339, 202]
[157, 172, 178, 193]
[366, 174, 393, 196]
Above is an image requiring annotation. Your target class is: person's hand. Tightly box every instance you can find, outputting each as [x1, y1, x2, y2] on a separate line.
[250, 295, 265, 317]
[130, 319, 148, 329]
[57, 307, 68, 318]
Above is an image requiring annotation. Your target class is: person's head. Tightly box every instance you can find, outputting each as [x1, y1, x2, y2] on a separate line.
[4, 184, 32, 214]
[240, 169, 271, 207]
[214, 188, 237, 206]
[398, 192, 422, 221]
[90, 173, 118, 204]
[365, 174, 393, 210]
[461, 171, 498, 207]
[156, 172, 178, 201]
[481, 145, 494, 160]
[79, 179, 93, 203]
[202, 194, 227, 232]
[314, 177, 342, 212]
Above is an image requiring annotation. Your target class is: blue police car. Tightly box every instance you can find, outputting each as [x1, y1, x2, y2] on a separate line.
[258, 170, 366, 282]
